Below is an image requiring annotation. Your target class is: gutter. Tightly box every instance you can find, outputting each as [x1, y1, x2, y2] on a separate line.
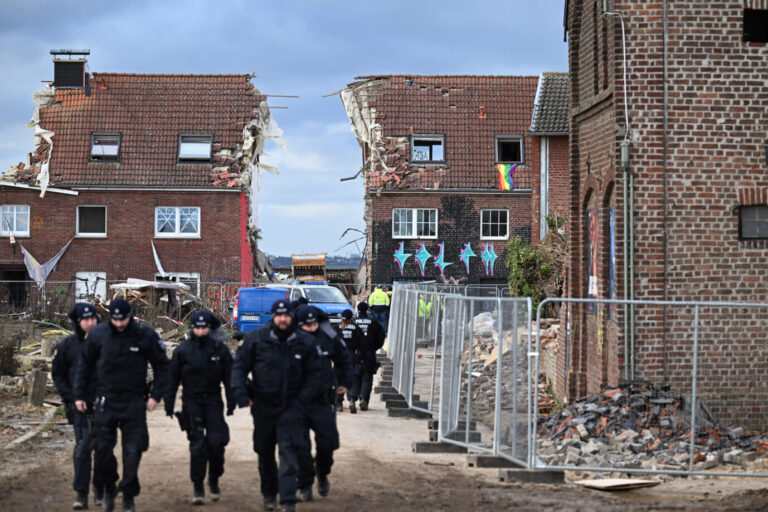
[0, 181, 78, 195]
[369, 188, 533, 195]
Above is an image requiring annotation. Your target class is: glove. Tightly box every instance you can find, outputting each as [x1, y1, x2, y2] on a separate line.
[165, 405, 174, 418]
[226, 406, 235, 417]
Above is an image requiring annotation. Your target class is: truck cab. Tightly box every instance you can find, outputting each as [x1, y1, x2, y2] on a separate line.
[266, 283, 352, 325]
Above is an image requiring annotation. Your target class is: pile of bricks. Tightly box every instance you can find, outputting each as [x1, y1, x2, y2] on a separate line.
[537, 383, 768, 471]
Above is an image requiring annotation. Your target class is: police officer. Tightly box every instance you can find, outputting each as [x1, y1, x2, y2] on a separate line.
[231, 300, 321, 512]
[353, 303, 386, 411]
[336, 310, 364, 413]
[74, 299, 170, 512]
[367, 286, 390, 334]
[294, 305, 353, 502]
[165, 311, 234, 505]
[52, 302, 103, 510]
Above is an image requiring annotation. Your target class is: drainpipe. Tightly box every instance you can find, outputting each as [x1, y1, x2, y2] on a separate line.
[622, 153, 629, 381]
[662, 0, 669, 382]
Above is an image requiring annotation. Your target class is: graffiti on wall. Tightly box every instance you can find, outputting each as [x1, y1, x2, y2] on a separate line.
[205, 282, 241, 316]
[459, 242, 476, 274]
[393, 241, 499, 277]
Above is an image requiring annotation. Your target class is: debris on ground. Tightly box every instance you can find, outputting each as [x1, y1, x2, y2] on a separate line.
[537, 382, 768, 472]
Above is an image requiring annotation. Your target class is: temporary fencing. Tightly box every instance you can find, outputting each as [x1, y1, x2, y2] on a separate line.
[387, 284, 768, 477]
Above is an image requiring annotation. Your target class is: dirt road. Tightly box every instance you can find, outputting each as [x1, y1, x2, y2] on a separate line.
[2, 384, 768, 511]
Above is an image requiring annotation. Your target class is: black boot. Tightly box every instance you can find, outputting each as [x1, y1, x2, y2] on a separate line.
[93, 486, 104, 507]
[73, 491, 88, 510]
[296, 486, 313, 502]
[318, 475, 330, 497]
[101, 485, 116, 512]
[192, 481, 205, 505]
[208, 477, 220, 502]
[263, 496, 278, 511]
[121, 494, 135, 512]
[280, 503, 296, 512]
[360, 400, 369, 411]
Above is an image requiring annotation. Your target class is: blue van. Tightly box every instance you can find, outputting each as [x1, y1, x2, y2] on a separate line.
[232, 287, 289, 336]
[266, 284, 353, 325]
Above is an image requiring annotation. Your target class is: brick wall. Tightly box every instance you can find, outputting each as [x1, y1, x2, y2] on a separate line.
[367, 192, 531, 284]
[566, 0, 768, 427]
[0, 188, 245, 286]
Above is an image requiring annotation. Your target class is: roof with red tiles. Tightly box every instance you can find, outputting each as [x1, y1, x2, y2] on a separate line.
[346, 75, 539, 190]
[38, 73, 264, 187]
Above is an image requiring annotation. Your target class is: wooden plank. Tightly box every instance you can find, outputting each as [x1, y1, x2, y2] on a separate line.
[573, 479, 660, 491]
[27, 369, 46, 406]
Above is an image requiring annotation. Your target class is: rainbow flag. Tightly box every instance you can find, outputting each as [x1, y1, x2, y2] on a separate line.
[497, 164, 517, 191]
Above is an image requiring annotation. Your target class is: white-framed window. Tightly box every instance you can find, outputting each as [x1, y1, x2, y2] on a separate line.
[75, 271, 107, 302]
[392, 208, 438, 239]
[481, 209, 509, 240]
[90, 133, 121, 162]
[740, 205, 768, 240]
[76, 206, 107, 237]
[1, 205, 30, 237]
[155, 207, 200, 238]
[178, 134, 213, 162]
[411, 135, 444, 163]
[495, 136, 524, 164]
[156, 272, 200, 296]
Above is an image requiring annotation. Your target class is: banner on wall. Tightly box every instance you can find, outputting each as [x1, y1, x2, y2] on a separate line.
[585, 208, 598, 315]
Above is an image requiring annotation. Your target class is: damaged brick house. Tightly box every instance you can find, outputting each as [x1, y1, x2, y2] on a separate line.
[339, 74, 569, 286]
[561, 1, 768, 426]
[0, 52, 278, 305]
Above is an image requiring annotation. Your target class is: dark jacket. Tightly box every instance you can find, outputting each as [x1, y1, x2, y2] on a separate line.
[305, 321, 353, 398]
[231, 321, 321, 417]
[336, 321, 363, 365]
[73, 319, 170, 403]
[165, 331, 234, 416]
[52, 324, 97, 416]
[354, 313, 386, 371]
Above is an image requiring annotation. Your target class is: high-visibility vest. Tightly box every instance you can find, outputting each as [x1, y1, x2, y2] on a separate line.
[368, 288, 390, 307]
[418, 298, 432, 318]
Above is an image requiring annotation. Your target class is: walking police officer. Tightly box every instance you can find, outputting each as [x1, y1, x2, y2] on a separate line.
[74, 299, 170, 512]
[231, 300, 321, 512]
[294, 305, 353, 501]
[52, 302, 103, 510]
[353, 303, 386, 411]
[165, 311, 234, 505]
[336, 309, 364, 413]
[367, 286, 390, 334]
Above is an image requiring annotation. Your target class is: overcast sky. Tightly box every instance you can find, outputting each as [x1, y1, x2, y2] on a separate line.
[0, 0, 567, 257]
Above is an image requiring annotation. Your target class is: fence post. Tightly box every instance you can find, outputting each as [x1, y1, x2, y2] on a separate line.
[511, 300, 519, 459]
[688, 304, 700, 474]
[493, 298, 504, 456]
[465, 299, 475, 444]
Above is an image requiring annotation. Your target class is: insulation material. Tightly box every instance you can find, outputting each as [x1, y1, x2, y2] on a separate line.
[34, 125, 54, 197]
[27, 85, 54, 127]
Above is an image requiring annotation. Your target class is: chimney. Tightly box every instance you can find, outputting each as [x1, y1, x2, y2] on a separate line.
[50, 49, 90, 89]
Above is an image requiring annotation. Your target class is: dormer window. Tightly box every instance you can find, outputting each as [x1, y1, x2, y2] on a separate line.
[90, 133, 121, 162]
[496, 136, 524, 164]
[411, 135, 444, 163]
[178, 134, 213, 163]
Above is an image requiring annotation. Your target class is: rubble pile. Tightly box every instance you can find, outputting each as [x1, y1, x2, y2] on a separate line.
[538, 383, 768, 471]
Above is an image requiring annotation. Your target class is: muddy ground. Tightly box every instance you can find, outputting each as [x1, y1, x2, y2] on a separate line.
[1, 384, 768, 511]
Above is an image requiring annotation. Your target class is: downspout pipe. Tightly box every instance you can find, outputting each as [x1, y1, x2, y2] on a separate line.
[662, 0, 670, 382]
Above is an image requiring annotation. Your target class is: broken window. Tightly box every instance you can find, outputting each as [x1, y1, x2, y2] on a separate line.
[155, 207, 200, 237]
[77, 206, 107, 236]
[178, 134, 213, 162]
[411, 135, 444, 163]
[740, 205, 768, 239]
[392, 208, 438, 239]
[1, 204, 30, 237]
[155, 272, 200, 296]
[744, 9, 768, 43]
[481, 209, 509, 240]
[90, 133, 121, 162]
[496, 136, 523, 164]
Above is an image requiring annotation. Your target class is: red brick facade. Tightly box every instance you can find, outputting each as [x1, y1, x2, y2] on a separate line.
[0, 187, 244, 285]
[565, 1, 768, 426]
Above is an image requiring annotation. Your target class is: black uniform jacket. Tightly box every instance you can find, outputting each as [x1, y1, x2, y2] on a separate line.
[73, 319, 170, 403]
[309, 321, 354, 396]
[231, 322, 321, 417]
[52, 330, 95, 404]
[165, 331, 234, 415]
[354, 314, 386, 370]
[336, 321, 364, 366]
